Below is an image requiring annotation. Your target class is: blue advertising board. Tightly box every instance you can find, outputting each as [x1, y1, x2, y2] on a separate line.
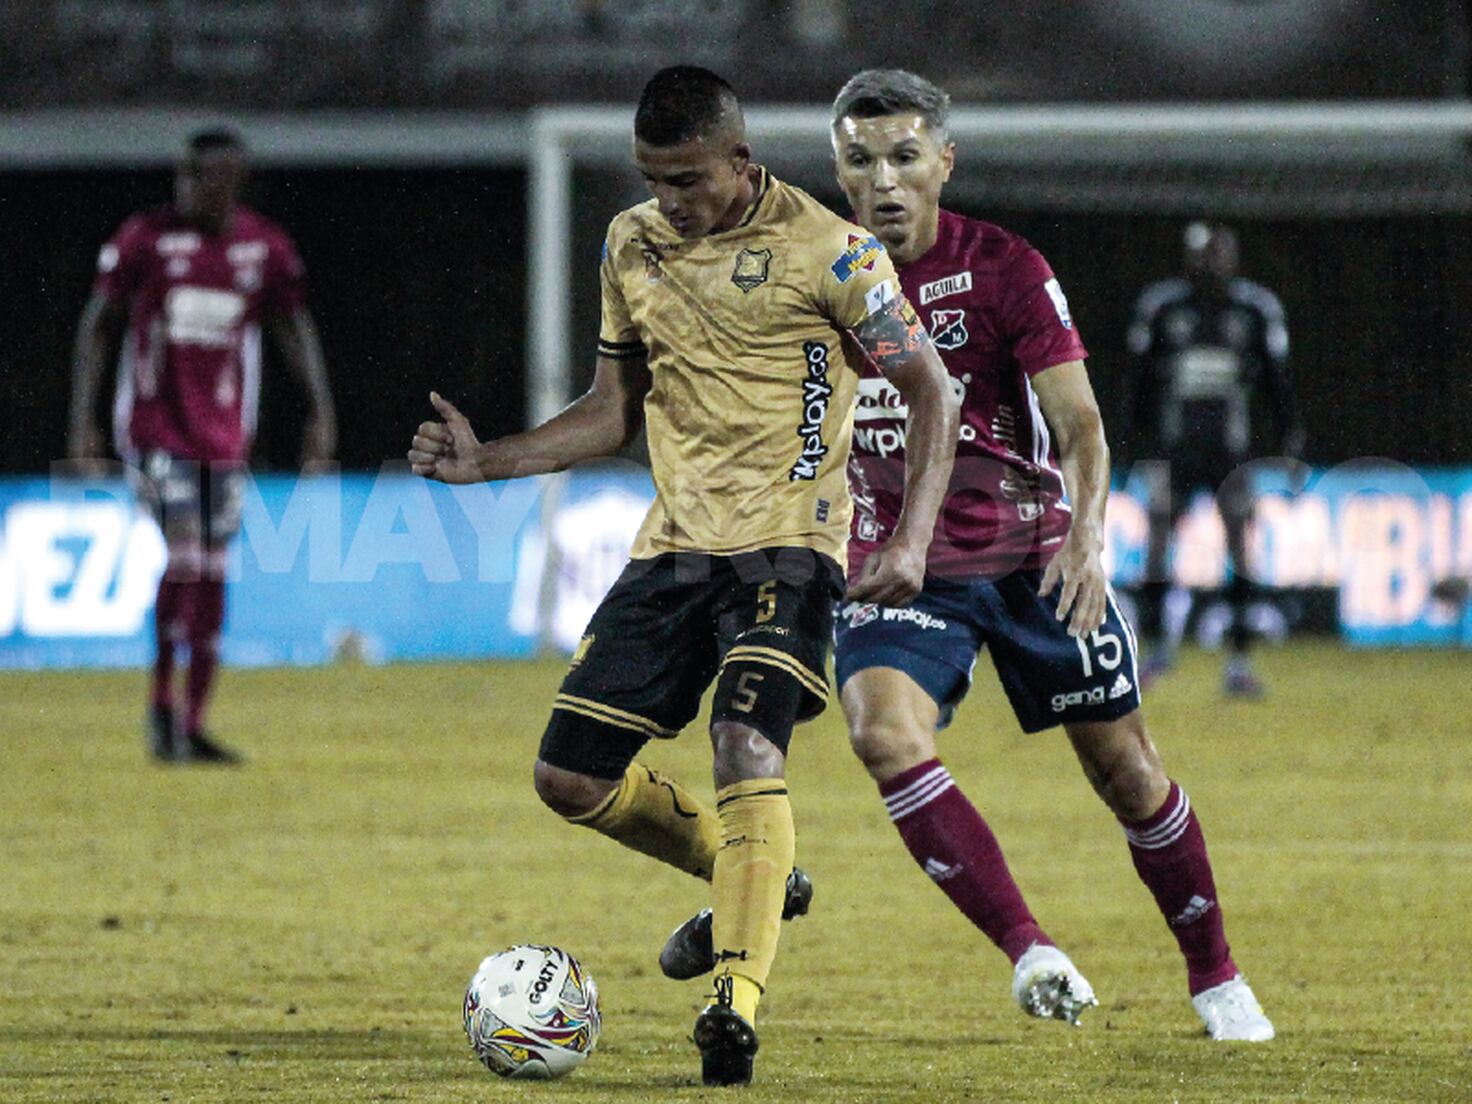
[0, 470, 550, 668]
[0, 462, 1468, 668]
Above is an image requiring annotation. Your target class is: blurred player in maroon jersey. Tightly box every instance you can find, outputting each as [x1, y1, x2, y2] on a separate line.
[68, 128, 336, 764]
[827, 71, 1273, 1041]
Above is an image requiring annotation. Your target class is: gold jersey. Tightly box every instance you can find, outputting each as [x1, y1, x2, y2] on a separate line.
[598, 167, 900, 565]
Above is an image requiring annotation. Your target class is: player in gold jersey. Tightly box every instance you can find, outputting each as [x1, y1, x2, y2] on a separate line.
[408, 66, 957, 1086]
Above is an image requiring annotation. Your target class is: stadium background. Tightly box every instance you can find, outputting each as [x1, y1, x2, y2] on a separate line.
[4, 1, 1472, 472]
[5, 1, 1472, 662]
[2, 5, 1471, 1102]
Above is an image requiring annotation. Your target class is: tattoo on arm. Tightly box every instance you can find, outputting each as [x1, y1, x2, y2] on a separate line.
[854, 295, 933, 376]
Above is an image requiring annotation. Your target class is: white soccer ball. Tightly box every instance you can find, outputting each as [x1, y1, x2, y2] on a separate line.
[462, 944, 601, 1079]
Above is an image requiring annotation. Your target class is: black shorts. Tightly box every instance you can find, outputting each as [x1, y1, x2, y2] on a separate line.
[127, 449, 245, 546]
[538, 547, 844, 780]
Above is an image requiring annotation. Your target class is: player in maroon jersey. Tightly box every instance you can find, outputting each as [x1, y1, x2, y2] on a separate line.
[67, 128, 336, 763]
[826, 71, 1273, 1041]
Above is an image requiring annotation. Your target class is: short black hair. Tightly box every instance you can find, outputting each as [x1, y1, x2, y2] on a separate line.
[186, 127, 246, 157]
[634, 66, 743, 147]
[831, 69, 950, 144]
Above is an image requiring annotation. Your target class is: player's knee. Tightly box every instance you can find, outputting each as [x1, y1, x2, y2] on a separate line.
[847, 716, 934, 783]
[709, 721, 785, 788]
[1102, 766, 1164, 821]
[1072, 718, 1168, 820]
[532, 759, 615, 819]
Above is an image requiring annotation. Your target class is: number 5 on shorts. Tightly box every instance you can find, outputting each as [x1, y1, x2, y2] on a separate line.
[731, 671, 765, 713]
[1074, 628, 1122, 678]
[756, 580, 777, 623]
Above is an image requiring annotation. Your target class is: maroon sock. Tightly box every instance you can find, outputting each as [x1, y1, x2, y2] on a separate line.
[151, 578, 185, 709]
[1121, 781, 1238, 995]
[880, 759, 1052, 964]
[183, 578, 226, 735]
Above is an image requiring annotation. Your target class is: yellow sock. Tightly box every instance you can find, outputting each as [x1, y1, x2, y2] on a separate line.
[714, 972, 763, 1026]
[567, 763, 720, 880]
[708, 777, 795, 1026]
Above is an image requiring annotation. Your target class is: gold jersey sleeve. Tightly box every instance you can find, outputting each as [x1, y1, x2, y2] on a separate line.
[597, 168, 901, 566]
[597, 235, 646, 360]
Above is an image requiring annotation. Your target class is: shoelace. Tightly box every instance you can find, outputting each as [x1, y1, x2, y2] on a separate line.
[712, 973, 734, 1008]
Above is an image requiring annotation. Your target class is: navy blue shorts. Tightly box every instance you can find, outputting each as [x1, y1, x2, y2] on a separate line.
[128, 450, 246, 547]
[833, 569, 1142, 733]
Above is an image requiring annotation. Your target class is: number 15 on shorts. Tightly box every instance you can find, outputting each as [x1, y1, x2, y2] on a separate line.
[1074, 628, 1123, 677]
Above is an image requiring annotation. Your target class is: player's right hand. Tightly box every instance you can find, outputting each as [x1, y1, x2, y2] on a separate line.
[846, 534, 927, 607]
[408, 391, 485, 484]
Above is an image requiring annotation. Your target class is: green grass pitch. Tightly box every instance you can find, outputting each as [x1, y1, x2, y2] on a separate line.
[2, 643, 1469, 1102]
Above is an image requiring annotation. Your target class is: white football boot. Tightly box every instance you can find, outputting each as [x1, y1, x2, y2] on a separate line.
[1011, 944, 1098, 1025]
[1191, 976, 1275, 1041]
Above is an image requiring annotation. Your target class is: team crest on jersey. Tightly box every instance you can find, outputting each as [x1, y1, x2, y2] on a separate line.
[1165, 307, 1197, 345]
[228, 242, 267, 290]
[731, 248, 772, 293]
[918, 271, 972, 305]
[930, 308, 970, 350]
[830, 233, 883, 283]
[234, 264, 262, 292]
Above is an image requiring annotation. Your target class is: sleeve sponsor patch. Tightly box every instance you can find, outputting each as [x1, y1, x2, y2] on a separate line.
[831, 232, 884, 283]
[863, 278, 896, 317]
[1044, 277, 1074, 329]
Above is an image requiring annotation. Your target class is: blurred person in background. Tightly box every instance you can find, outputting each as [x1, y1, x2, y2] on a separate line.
[821, 70, 1273, 1043]
[68, 127, 337, 764]
[1126, 222, 1300, 698]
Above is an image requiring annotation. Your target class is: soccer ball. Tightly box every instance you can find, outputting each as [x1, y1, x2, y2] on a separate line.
[462, 944, 601, 1079]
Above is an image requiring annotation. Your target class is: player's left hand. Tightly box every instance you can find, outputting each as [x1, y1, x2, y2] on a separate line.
[846, 535, 927, 607]
[1039, 530, 1107, 638]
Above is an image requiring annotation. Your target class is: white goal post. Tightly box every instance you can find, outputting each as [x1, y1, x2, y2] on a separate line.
[526, 100, 1472, 426]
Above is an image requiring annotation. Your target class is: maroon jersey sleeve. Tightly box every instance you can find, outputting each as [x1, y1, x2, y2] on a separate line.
[93, 216, 152, 305]
[261, 229, 308, 315]
[999, 245, 1088, 376]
